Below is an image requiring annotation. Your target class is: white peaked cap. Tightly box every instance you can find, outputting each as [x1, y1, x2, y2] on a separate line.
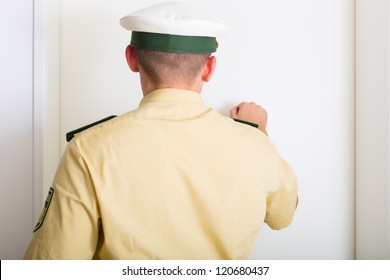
[120, 1, 229, 53]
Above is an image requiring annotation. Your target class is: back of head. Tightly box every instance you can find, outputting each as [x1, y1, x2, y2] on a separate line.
[134, 49, 210, 86]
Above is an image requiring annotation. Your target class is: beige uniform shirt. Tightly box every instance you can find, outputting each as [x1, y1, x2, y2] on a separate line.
[24, 89, 298, 260]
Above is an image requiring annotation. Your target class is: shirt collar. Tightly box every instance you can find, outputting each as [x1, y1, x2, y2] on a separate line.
[140, 88, 205, 106]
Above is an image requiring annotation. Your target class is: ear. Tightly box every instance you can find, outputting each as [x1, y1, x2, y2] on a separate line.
[125, 45, 139, 72]
[201, 56, 216, 82]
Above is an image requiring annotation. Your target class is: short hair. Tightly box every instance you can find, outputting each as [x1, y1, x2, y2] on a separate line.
[134, 48, 210, 85]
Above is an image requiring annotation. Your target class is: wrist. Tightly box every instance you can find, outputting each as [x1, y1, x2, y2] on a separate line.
[259, 126, 268, 136]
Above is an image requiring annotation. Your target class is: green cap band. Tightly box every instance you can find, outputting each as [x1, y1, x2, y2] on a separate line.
[131, 31, 218, 54]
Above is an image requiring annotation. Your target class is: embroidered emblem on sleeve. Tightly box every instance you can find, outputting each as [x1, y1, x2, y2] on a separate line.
[33, 187, 55, 232]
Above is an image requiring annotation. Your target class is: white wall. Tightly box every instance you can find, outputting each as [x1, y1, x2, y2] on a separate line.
[0, 0, 34, 259]
[58, 0, 355, 259]
[252, 0, 355, 259]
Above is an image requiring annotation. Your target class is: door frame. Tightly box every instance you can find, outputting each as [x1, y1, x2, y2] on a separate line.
[355, 0, 390, 259]
[33, 0, 60, 222]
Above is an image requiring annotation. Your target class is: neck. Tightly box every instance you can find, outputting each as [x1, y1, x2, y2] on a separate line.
[139, 72, 203, 97]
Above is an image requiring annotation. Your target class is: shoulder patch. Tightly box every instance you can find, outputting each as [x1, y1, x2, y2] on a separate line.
[66, 115, 117, 142]
[33, 187, 55, 232]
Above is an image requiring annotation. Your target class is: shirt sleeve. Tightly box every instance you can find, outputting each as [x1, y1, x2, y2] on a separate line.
[264, 157, 298, 230]
[24, 141, 100, 259]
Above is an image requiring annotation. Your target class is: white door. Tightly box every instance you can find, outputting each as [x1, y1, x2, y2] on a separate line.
[57, 0, 355, 259]
[0, 0, 34, 259]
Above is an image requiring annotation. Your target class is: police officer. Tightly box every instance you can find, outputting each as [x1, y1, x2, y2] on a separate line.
[24, 1, 298, 259]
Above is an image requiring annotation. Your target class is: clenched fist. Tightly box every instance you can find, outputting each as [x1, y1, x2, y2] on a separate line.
[230, 102, 268, 136]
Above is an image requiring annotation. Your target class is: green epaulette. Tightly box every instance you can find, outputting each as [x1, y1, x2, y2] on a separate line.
[232, 118, 259, 128]
[66, 115, 117, 142]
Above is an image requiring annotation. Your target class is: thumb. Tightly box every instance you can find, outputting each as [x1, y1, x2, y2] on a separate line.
[229, 106, 239, 118]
